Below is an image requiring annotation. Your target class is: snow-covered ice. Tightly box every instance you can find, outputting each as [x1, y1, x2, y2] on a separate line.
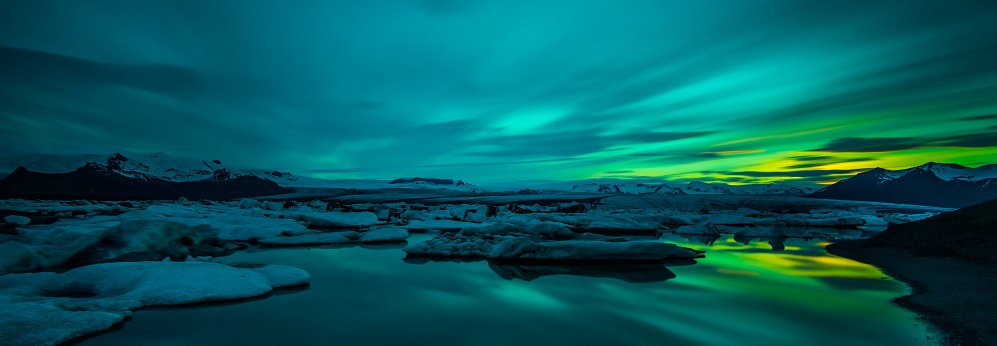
[0, 261, 308, 346]
[358, 227, 409, 243]
[258, 231, 357, 245]
[3, 215, 30, 226]
[281, 210, 379, 228]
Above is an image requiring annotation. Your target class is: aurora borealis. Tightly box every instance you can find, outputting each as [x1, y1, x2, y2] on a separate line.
[2, 0, 996, 185]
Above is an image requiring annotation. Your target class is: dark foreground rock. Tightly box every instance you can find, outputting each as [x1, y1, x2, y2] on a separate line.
[826, 198, 997, 345]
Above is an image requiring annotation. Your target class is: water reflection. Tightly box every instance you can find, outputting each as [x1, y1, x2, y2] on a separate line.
[488, 262, 680, 283]
[405, 255, 696, 283]
[76, 233, 931, 346]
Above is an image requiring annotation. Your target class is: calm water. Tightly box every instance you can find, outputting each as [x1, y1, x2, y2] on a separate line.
[77, 233, 933, 346]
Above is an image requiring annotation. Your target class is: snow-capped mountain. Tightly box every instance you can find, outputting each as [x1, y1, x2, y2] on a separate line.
[569, 182, 813, 195]
[809, 162, 997, 208]
[0, 162, 290, 200]
[0, 152, 491, 192]
[570, 183, 686, 194]
[388, 177, 485, 193]
[684, 182, 732, 194]
[726, 184, 815, 195]
[874, 162, 997, 182]
[0, 152, 326, 187]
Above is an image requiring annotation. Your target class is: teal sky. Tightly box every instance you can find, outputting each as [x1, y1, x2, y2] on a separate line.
[1, 0, 996, 185]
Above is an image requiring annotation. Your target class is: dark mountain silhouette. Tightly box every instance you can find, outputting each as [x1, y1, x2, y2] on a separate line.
[389, 177, 468, 186]
[808, 163, 997, 208]
[0, 163, 291, 200]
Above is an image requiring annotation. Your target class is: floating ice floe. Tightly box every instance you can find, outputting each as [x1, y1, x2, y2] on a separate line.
[402, 219, 482, 231]
[3, 215, 30, 226]
[258, 231, 357, 245]
[0, 261, 308, 346]
[357, 227, 409, 243]
[402, 216, 697, 262]
[403, 218, 573, 258]
[279, 211, 379, 228]
[0, 219, 241, 274]
[259, 227, 410, 245]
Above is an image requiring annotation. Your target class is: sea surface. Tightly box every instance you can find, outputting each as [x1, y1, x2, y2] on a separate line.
[75, 233, 934, 346]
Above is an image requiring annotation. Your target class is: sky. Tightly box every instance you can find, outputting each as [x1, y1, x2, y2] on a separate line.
[1, 0, 996, 185]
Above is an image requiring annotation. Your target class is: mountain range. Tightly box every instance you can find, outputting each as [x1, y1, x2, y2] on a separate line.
[0, 162, 290, 200]
[388, 177, 485, 192]
[569, 182, 814, 195]
[1, 152, 993, 207]
[0, 151, 320, 187]
[808, 162, 997, 208]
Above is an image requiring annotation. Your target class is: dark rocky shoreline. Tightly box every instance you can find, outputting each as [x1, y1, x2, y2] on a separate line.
[826, 198, 997, 345]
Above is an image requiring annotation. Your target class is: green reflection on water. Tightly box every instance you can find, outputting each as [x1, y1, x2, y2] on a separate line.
[77, 234, 932, 346]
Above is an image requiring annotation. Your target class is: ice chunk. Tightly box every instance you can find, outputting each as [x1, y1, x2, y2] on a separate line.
[208, 216, 311, 241]
[262, 200, 285, 211]
[402, 219, 479, 231]
[282, 211, 379, 228]
[0, 261, 308, 346]
[673, 223, 721, 235]
[3, 215, 30, 226]
[67, 220, 210, 265]
[403, 218, 577, 258]
[403, 231, 513, 258]
[358, 227, 409, 243]
[239, 198, 264, 209]
[258, 231, 357, 245]
[0, 219, 228, 274]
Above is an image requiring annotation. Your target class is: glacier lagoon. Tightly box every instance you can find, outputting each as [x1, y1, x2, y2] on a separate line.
[73, 233, 933, 346]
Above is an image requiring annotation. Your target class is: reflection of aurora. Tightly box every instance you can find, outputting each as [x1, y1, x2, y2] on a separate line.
[675, 236, 883, 279]
[666, 236, 908, 317]
[81, 234, 932, 346]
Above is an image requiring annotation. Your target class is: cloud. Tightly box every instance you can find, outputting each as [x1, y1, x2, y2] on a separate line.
[811, 137, 928, 152]
[789, 155, 833, 161]
[784, 160, 872, 170]
[935, 132, 997, 148]
[784, 156, 874, 169]
[719, 169, 866, 178]
[0, 46, 203, 101]
[959, 114, 997, 121]
[464, 131, 717, 158]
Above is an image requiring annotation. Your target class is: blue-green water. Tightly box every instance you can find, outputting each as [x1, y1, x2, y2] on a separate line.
[76, 234, 933, 346]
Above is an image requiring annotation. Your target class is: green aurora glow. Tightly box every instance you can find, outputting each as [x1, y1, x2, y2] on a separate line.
[1, 1, 996, 184]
